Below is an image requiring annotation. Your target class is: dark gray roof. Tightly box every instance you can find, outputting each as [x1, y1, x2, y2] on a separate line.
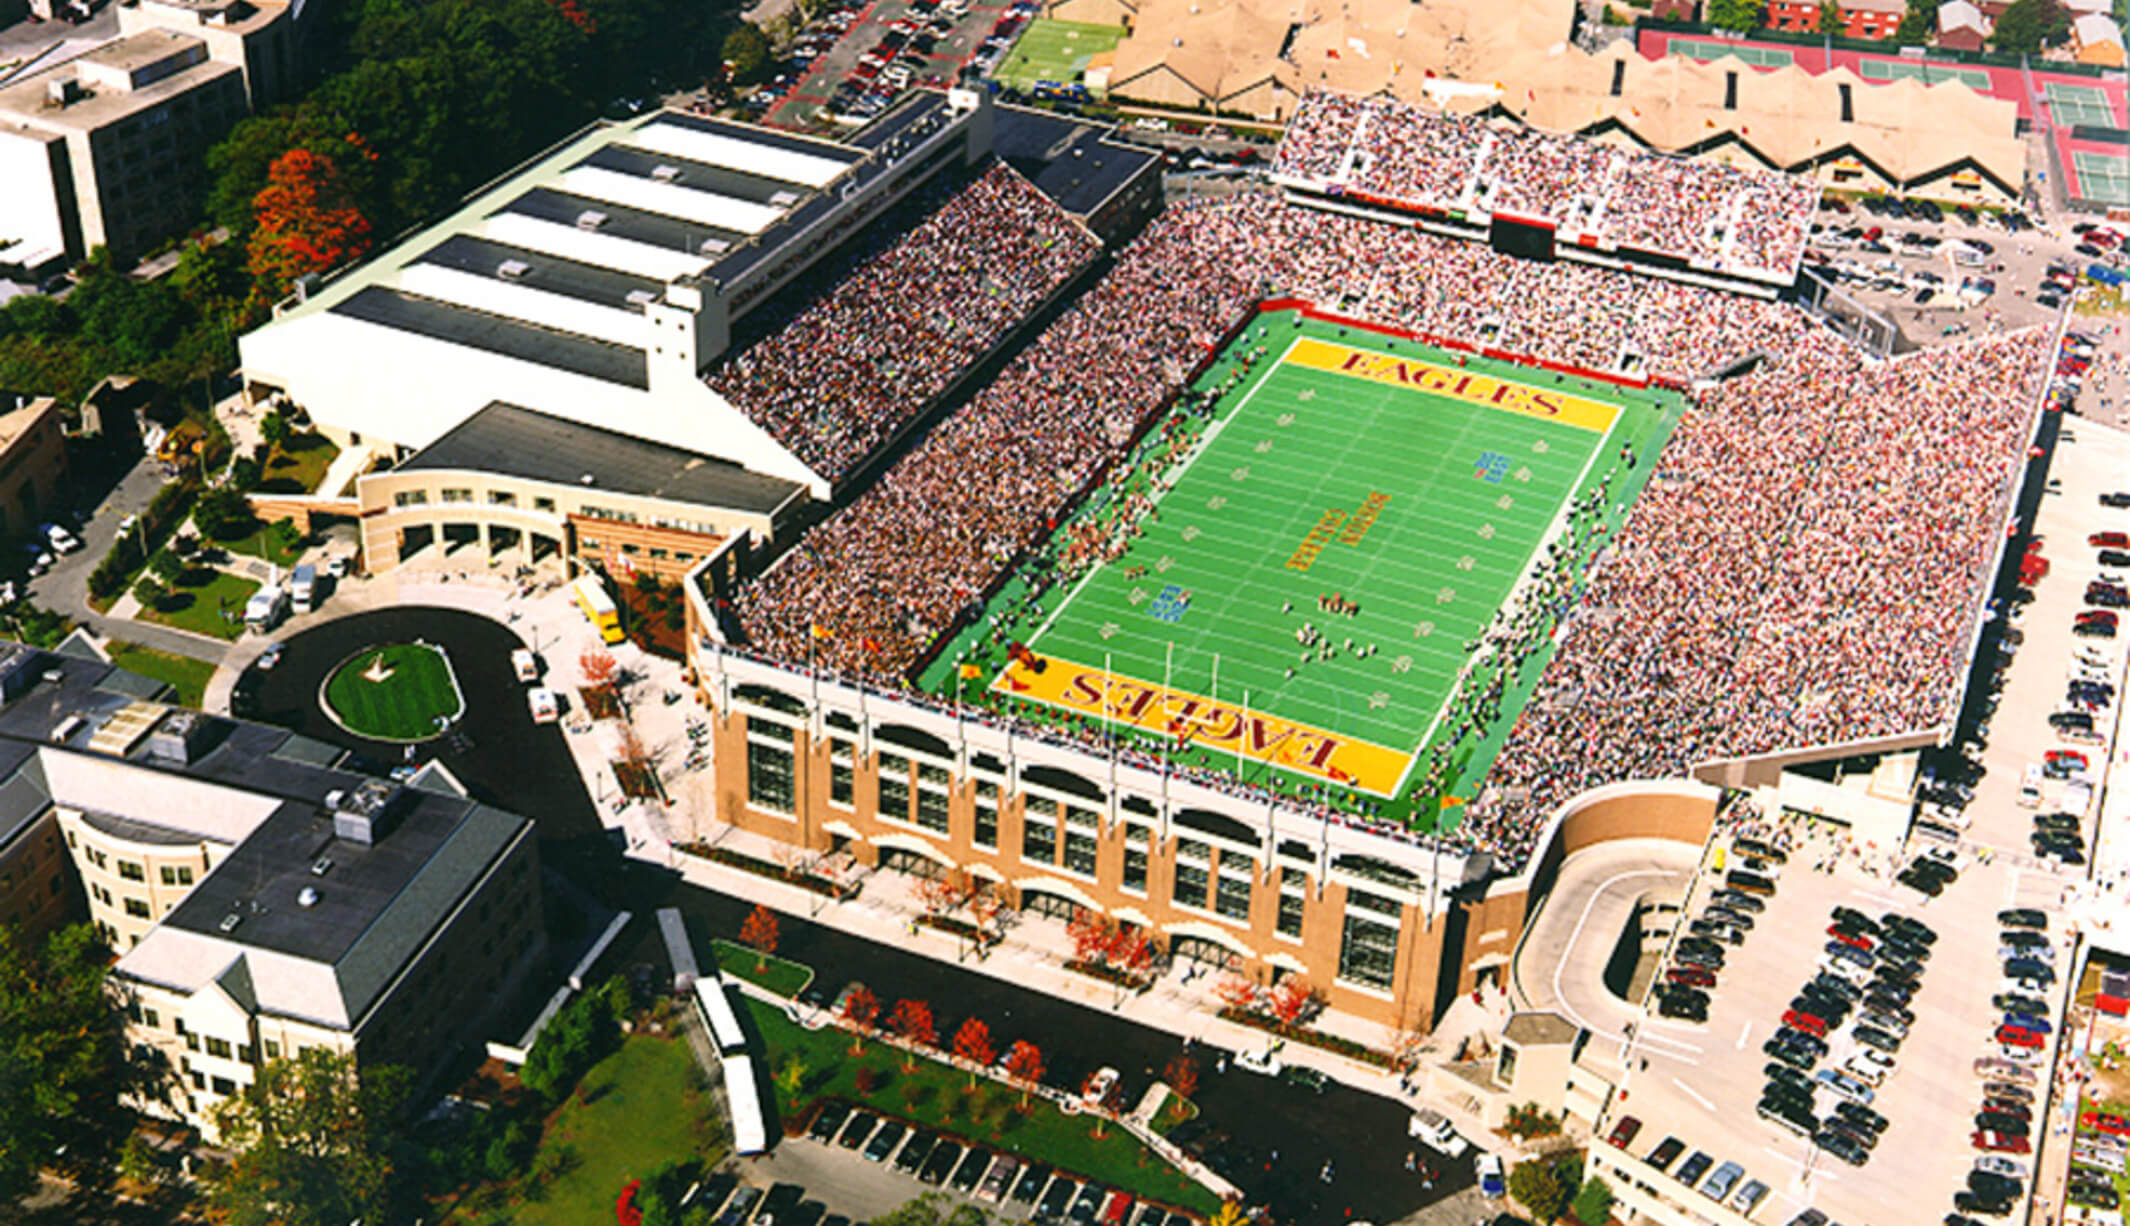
[501, 187, 748, 256]
[651, 110, 863, 168]
[332, 286, 650, 390]
[415, 234, 662, 312]
[95, 666, 174, 700]
[992, 105, 1159, 220]
[400, 402, 803, 516]
[579, 145, 817, 207]
[0, 741, 50, 851]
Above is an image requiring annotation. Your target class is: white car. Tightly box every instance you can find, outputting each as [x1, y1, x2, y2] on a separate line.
[1082, 1066, 1120, 1106]
[1235, 1048, 1282, 1076]
[527, 687, 560, 724]
[512, 648, 538, 682]
[1845, 1048, 1894, 1086]
[1975, 1156, 2029, 1180]
[41, 523, 80, 554]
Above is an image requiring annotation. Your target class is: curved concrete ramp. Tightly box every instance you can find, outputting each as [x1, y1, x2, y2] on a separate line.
[1510, 837, 1701, 1069]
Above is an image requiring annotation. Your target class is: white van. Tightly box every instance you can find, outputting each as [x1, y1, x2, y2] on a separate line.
[2018, 763, 2044, 809]
[244, 584, 289, 632]
[290, 563, 318, 614]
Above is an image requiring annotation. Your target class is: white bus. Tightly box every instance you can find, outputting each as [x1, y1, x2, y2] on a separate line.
[694, 977, 747, 1054]
[692, 978, 767, 1155]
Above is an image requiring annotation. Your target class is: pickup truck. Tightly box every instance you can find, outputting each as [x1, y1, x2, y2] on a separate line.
[1408, 1108, 1470, 1156]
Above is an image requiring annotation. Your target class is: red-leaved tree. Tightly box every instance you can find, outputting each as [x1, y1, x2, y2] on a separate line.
[841, 985, 880, 1055]
[887, 998, 935, 1070]
[951, 1017, 994, 1085]
[1002, 1039, 1045, 1104]
[1067, 910, 1112, 965]
[1270, 975, 1317, 1028]
[1164, 1053, 1199, 1103]
[1214, 973, 1260, 1015]
[580, 647, 619, 691]
[247, 147, 371, 308]
[738, 905, 779, 971]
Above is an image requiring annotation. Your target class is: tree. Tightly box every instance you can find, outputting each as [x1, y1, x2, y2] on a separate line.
[519, 977, 626, 1101]
[1208, 1202, 1246, 1226]
[1001, 1040, 1045, 1103]
[580, 646, 619, 690]
[0, 926, 147, 1203]
[887, 998, 935, 1069]
[1992, 0, 2067, 50]
[194, 484, 257, 540]
[1067, 910, 1114, 965]
[723, 22, 773, 84]
[206, 1047, 411, 1226]
[1895, 0, 1935, 41]
[951, 1018, 994, 1084]
[1270, 975, 1317, 1027]
[133, 574, 168, 609]
[739, 904, 780, 970]
[776, 1052, 808, 1095]
[914, 872, 963, 919]
[842, 984, 881, 1054]
[1706, 0, 1762, 28]
[246, 148, 373, 309]
[1506, 1154, 1581, 1224]
[1163, 1054, 1199, 1104]
[1816, 0, 1844, 32]
[1572, 1175, 1615, 1226]
[1214, 973, 1260, 1015]
[260, 407, 292, 450]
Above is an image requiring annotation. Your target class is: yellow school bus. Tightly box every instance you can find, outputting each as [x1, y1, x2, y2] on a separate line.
[573, 574, 624, 644]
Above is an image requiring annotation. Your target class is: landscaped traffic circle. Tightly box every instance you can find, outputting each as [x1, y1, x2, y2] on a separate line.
[319, 641, 466, 742]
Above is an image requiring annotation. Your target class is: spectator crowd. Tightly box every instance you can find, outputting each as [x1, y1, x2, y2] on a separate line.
[728, 173, 2042, 873]
[706, 163, 1101, 482]
[1273, 89, 1818, 281]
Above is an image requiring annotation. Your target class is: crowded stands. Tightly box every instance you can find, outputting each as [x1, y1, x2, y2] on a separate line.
[706, 163, 1101, 482]
[729, 180, 2041, 872]
[1272, 89, 1818, 281]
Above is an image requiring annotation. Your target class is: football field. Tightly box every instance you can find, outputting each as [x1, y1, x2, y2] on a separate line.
[984, 315, 1679, 817]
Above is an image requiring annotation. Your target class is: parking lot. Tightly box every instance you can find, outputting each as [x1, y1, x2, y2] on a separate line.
[1805, 202, 2125, 355]
[755, 0, 1027, 131]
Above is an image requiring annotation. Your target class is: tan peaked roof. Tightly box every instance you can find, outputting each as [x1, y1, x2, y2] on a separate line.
[1475, 43, 2025, 188]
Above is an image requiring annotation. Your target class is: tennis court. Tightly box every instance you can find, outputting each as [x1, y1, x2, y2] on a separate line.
[1673, 39, 1794, 67]
[2072, 151, 2129, 208]
[2047, 82, 2119, 128]
[1858, 58, 1993, 90]
[967, 315, 1678, 821]
[995, 19, 1125, 92]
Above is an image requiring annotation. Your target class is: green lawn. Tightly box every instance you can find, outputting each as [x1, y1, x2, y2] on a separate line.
[746, 999, 1219, 1215]
[323, 642, 466, 740]
[256, 432, 340, 495]
[451, 1037, 725, 1226]
[712, 939, 814, 997]
[137, 570, 259, 641]
[217, 518, 306, 568]
[104, 641, 216, 707]
[994, 19, 1124, 92]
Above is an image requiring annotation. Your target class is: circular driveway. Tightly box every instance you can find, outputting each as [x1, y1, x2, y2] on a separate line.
[236, 605, 602, 847]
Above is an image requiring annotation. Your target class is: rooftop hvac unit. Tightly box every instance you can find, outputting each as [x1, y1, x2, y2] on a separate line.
[770, 190, 800, 207]
[297, 887, 319, 908]
[651, 164, 682, 182]
[626, 289, 658, 306]
[698, 237, 730, 254]
[496, 259, 532, 279]
[575, 210, 609, 231]
[217, 913, 242, 933]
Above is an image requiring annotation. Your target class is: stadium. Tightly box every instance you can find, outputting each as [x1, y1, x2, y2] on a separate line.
[235, 83, 2051, 1035]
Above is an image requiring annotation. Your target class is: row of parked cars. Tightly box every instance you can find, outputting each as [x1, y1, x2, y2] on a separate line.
[2056, 330, 2108, 415]
[2069, 1109, 2128, 1213]
[1943, 909, 2058, 1222]
[805, 1100, 1196, 1226]
[1619, 1128, 1772, 1218]
[1758, 905, 1933, 1169]
[1656, 840, 1786, 1020]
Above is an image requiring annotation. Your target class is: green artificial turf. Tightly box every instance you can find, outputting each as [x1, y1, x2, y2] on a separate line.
[322, 641, 465, 741]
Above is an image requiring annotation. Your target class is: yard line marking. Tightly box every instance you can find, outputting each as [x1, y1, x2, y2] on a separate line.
[1737, 1021, 1753, 1049]
[1673, 1078, 1715, 1111]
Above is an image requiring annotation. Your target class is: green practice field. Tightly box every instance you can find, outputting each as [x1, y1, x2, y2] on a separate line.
[994, 19, 1125, 93]
[928, 311, 1682, 830]
[322, 642, 465, 741]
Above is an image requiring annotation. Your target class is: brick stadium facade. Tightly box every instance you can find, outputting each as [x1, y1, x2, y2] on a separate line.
[682, 577, 1719, 1032]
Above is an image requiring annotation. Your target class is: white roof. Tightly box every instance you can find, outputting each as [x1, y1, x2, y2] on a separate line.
[45, 748, 282, 846]
[556, 166, 784, 235]
[2074, 12, 2122, 43]
[394, 264, 649, 348]
[119, 929, 357, 1029]
[1938, 0, 1986, 31]
[625, 120, 852, 189]
[475, 212, 712, 282]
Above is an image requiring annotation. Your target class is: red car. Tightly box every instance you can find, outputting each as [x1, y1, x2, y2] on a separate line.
[1608, 1116, 1642, 1148]
[1781, 1010, 1828, 1038]
[2049, 749, 2090, 769]
[1974, 1130, 2032, 1154]
[1667, 966, 1717, 988]
[1997, 1025, 2045, 1049]
[1829, 930, 1873, 953]
[2083, 1110, 2130, 1137]
[2095, 532, 2130, 549]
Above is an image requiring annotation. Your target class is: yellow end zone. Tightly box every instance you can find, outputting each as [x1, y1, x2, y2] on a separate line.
[992, 651, 1412, 795]
[1285, 337, 1621, 434]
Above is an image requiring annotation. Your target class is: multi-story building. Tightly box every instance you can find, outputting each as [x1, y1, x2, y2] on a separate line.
[0, 27, 250, 267]
[116, 0, 300, 110]
[0, 644, 547, 1140]
[0, 741, 72, 944]
[0, 395, 71, 540]
[1765, 0, 1905, 37]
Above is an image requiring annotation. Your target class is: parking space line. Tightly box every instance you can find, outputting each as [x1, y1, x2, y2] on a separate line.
[1737, 1021, 1753, 1049]
[1673, 1078, 1714, 1111]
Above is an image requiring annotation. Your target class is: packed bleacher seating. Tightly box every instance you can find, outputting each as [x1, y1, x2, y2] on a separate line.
[1457, 326, 2045, 869]
[705, 163, 1101, 482]
[732, 186, 2042, 871]
[1271, 89, 1818, 281]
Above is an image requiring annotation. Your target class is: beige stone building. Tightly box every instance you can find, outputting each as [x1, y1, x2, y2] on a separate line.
[0, 396, 70, 541]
